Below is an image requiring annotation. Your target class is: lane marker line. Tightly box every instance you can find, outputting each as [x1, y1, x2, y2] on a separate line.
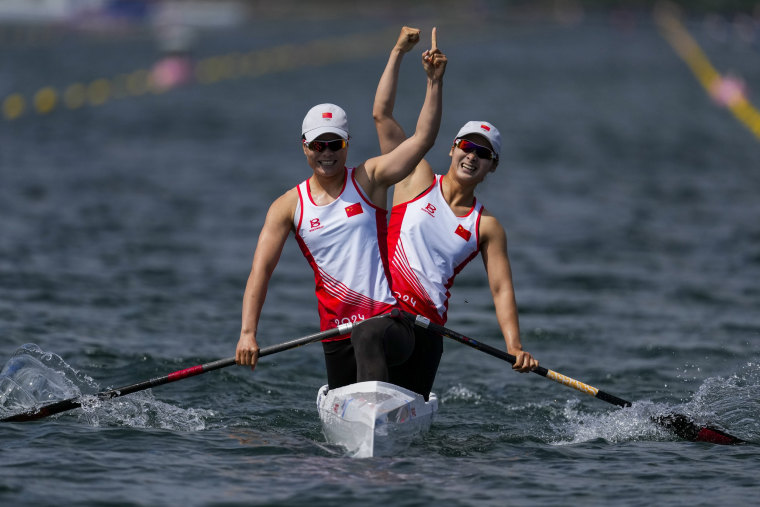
[655, 3, 760, 141]
[2, 28, 397, 121]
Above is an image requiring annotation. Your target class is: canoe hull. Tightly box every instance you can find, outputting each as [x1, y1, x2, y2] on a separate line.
[316, 381, 437, 458]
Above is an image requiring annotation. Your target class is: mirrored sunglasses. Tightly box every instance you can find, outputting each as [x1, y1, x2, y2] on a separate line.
[454, 139, 497, 161]
[304, 139, 347, 152]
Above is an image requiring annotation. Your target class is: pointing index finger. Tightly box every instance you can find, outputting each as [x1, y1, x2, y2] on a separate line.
[431, 27, 437, 51]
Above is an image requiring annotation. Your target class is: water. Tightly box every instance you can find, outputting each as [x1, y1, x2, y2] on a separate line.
[2, 4, 760, 506]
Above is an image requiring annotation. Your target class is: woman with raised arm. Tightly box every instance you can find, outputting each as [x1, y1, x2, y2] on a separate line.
[373, 27, 538, 399]
[236, 28, 447, 394]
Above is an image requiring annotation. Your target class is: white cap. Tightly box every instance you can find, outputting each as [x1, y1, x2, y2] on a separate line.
[455, 121, 501, 158]
[301, 103, 349, 142]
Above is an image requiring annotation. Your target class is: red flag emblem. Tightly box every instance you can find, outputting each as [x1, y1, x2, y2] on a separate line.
[455, 224, 472, 241]
[345, 202, 363, 217]
[322, 112, 333, 119]
[480, 124, 491, 131]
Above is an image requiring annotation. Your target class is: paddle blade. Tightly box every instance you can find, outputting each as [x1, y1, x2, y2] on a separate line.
[1, 399, 79, 422]
[655, 413, 745, 445]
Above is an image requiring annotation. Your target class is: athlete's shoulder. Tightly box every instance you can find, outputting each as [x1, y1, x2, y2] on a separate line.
[267, 187, 299, 221]
[478, 208, 507, 243]
[279, 185, 300, 204]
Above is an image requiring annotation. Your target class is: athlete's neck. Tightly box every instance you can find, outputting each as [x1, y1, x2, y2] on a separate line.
[441, 173, 476, 214]
[309, 167, 347, 205]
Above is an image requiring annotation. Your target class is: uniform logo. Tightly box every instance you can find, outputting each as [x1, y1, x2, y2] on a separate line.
[422, 203, 437, 217]
[345, 202, 363, 217]
[309, 218, 323, 231]
[455, 224, 472, 241]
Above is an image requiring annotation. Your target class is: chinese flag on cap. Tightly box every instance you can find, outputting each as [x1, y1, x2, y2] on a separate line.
[322, 112, 333, 119]
[480, 124, 491, 132]
[454, 224, 472, 241]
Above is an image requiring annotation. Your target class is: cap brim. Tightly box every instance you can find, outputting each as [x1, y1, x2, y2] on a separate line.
[303, 126, 349, 143]
[454, 130, 500, 157]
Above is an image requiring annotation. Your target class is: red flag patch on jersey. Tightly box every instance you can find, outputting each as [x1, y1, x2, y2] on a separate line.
[322, 112, 333, 119]
[455, 224, 472, 241]
[345, 202, 363, 217]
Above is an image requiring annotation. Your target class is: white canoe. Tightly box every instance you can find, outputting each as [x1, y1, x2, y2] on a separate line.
[316, 381, 438, 458]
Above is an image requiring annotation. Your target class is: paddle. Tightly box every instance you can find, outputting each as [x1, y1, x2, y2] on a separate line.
[404, 312, 745, 445]
[1, 316, 383, 423]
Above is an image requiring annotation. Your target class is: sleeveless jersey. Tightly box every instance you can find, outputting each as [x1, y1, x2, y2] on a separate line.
[294, 168, 396, 338]
[387, 175, 483, 325]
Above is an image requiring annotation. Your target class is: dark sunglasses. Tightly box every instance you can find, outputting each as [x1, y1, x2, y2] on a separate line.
[304, 139, 347, 152]
[454, 139, 497, 161]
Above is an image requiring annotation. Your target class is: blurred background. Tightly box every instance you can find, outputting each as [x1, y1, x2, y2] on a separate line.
[2, 0, 759, 125]
[1, 0, 759, 360]
[1, 3, 759, 503]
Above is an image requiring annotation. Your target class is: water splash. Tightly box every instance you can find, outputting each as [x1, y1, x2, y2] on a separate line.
[77, 390, 214, 431]
[676, 362, 760, 441]
[0, 344, 94, 412]
[552, 363, 759, 444]
[0, 344, 214, 431]
[440, 384, 483, 404]
[552, 399, 668, 445]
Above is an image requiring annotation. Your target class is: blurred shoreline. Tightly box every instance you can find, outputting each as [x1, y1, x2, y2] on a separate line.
[1, 1, 758, 51]
[1, 0, 759, 28]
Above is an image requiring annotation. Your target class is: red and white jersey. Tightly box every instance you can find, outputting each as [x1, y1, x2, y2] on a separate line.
[388, 175, 483, 325]
[294, 168, 396, 338]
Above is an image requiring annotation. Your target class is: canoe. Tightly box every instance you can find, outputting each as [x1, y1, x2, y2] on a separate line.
[316, 381, 438, 458]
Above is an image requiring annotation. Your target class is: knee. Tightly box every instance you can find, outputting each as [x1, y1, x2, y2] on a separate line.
[383, 321, 415, 365]
[350, 321, 386, 355]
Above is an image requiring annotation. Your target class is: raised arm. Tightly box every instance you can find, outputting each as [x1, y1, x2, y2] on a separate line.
[357, 28, 446, 205]
[479, 212, 539, 373]
[373, 26, 420, 154]
[236, 190, 296, 370]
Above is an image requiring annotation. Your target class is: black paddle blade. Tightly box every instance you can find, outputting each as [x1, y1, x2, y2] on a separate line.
[655, 413, 745, 445]
[1, 400, 79, 422]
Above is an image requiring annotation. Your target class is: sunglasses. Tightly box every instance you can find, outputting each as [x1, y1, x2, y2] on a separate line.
[304, 139, 347, 152]
[454, 139, 497, 161]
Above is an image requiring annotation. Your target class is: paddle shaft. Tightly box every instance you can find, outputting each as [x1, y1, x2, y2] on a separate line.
[407, 313, 745, 444]
[1, 318, 364, 423]
[408, 313, 631, 407]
